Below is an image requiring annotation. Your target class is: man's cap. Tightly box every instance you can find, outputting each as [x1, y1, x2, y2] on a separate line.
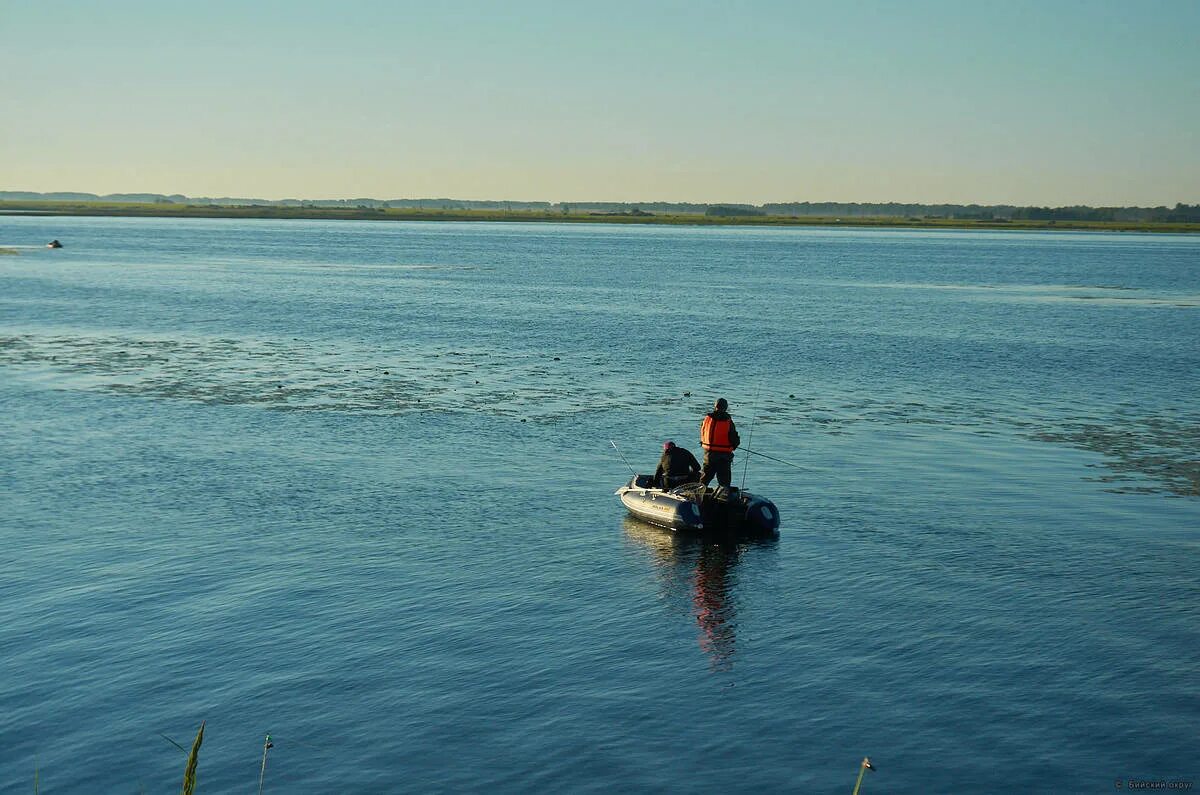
[663, 440, 675, 450]
[714, 398, 728, 411]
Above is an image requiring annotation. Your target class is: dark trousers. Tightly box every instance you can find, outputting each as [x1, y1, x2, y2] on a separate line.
[701, 452, 734, 487]
[663, 472, 699, 489]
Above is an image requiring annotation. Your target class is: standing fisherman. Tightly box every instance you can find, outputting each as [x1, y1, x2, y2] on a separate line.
[699, 398, 740, 488]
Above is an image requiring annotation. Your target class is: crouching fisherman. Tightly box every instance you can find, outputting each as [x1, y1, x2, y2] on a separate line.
[699, 397, 740, 488]
[655, 440, 701, 489]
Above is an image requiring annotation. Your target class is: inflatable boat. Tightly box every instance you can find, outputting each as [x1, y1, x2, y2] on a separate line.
[615, 474, 780, 535]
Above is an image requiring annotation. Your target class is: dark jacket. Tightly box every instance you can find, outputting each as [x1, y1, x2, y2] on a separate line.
[655, 446, 701, 484]
[700, 411, 740, 454]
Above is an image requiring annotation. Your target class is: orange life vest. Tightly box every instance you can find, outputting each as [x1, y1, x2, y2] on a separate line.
[700, 415, 735, 453]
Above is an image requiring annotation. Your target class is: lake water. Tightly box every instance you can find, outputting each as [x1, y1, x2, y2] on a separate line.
[1, 216, 1197, 793]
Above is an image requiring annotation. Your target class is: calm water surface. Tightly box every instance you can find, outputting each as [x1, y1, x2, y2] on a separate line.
[2, 217, 1197, 793]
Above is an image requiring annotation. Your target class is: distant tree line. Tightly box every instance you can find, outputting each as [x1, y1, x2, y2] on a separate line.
[758, 202, 1200, 222]
[2, 192, 1196, 222]
[706, 205, 765, 217]
[1007, 204, 1200, 222]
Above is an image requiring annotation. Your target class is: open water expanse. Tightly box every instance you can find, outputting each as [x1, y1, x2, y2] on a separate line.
[1, 216, 1197, 793]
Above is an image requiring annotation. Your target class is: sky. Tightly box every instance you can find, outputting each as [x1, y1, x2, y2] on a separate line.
[3, 0, 1198, 206]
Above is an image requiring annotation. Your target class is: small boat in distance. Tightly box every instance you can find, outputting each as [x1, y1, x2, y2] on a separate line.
[47, 239, 62, 248]
[615, 474, 780, 536]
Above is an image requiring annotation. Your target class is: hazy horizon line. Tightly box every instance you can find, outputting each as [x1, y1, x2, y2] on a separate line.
[4, 189, 1196, 211]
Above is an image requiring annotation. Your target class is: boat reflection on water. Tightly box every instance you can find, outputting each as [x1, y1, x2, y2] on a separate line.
[622, 516, 778, 671]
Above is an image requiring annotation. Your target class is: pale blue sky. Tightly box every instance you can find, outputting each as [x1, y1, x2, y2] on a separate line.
[3, 1, 1197, 204]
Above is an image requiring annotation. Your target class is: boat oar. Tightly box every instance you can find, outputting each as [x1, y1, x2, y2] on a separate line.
[738, 447, 809, 471]
[610, 440, 637, 476]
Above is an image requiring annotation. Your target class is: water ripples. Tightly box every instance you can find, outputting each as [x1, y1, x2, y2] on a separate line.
[4, 331, 1196, 496]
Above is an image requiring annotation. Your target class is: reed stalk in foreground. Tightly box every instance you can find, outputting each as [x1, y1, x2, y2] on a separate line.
[180, 721, 205, 795]
[851, 756, 875, 795]
[258, 734, 274, 795]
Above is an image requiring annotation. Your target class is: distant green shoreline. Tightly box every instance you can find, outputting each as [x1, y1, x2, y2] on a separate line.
[2, 200, 1198, 233]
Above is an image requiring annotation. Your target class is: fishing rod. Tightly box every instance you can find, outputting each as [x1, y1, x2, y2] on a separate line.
[740, 383, 763, 490]
[738, 446, 809, 471]
[610, 439, 637, 476]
